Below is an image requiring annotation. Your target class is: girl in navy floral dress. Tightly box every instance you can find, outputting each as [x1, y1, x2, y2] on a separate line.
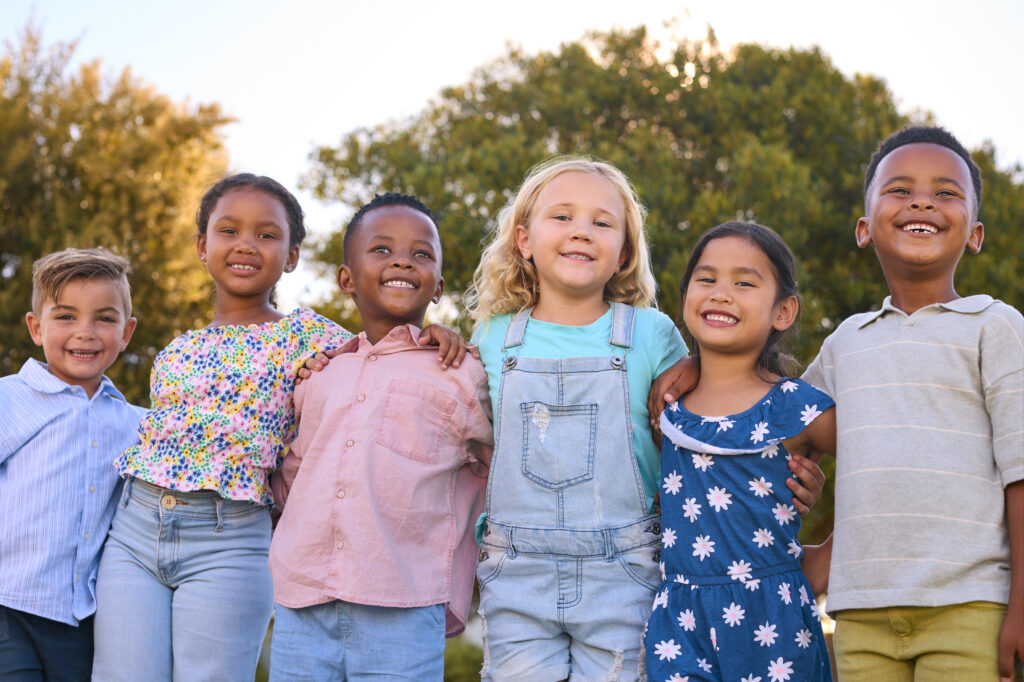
[644, 222, 836, 682]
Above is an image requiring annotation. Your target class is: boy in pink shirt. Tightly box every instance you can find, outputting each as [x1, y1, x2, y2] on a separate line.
[268, 193, 493, 680]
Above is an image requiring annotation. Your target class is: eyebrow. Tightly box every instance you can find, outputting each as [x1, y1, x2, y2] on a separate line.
[693, 264, 765, 278]
[548, 201, 620, 217]
[50, 304, 122, 315]
[213, 215, 284, 230]
[880, 175, 968, 193]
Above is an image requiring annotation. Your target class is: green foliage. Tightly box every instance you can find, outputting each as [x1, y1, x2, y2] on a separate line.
[0, 27, 231, 405]
[444, 636, 484, 682]
[305, 25, 1024, 536]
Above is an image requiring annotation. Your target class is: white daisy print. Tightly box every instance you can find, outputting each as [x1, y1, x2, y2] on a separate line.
[692, 534, 715, 561]
[778, 582, 792, 604]
[697, 657, 713, 673]
[753, 621, 778, 647]
[668, 401, 680, 412]
[795, 629, 812, 648]
[667, 674, 690, 682]
[772, 503, 797, 525]
[677, 608, 696, 631]
[682, 497, 702, 523]
[674, 574, 690, 585]
[760, 444, 780, 459]
[749, 476, 773, 497]
[799, 584, 811, 606]
[787, 540, 802, 558]
[743, 578, 762, 591]
[722, 602, 746, 627]
[692, 453, 714, 471]
[750, 421, 770, 443]
[660, 561, 666, 581]
[810, 601, 821, 620]
[706, 486, 733, 512]
[752, 528, 775, 548]
[653, 639, 681, 661]
[741, 676, 763, 682]
[663, 471, 683, 495]
[800, 404, 822, 425]
[710, 626, 718, 650]
[652, 588, 669, 610]
[767, 656, 794, 682]
[700, 415, 735, 433]
[727, 559, 753, 583]
[662, 527, 677, 548]
[780, 380, 798, 393]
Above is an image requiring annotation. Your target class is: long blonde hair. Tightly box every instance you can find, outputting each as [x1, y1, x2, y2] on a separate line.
[466, 157, 657, 319]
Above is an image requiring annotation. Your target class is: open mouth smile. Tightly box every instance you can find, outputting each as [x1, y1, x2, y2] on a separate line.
[561, 252, 594, 261]
[703, 312, 738, 325]
[68, 349, 100, 359]
[383, 279, 417, 289]
[901, 222, 939, 234]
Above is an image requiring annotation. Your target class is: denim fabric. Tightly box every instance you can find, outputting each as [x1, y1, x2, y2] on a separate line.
[478, 303, 660, 682]
[91, 478, 273, 682]
[269, 600, 445, 681]
[0, 605, 93, 681]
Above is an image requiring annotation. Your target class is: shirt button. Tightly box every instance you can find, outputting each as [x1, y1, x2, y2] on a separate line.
[345, 439, 354, 447]
[83, 533, 90, 540]
[89, 486, 96, 493]
[357, 394, 366, 402]
[336, 489, 345, 498]
[92, 441, 98, 448]
[368, 354, 377, 361]
[336, 540, 345, 550]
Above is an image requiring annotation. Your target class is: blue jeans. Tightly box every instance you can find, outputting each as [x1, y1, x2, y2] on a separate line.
[0, 606, 93, 681]
[91, 478, 273, 681]
[269, 600, 445, 681]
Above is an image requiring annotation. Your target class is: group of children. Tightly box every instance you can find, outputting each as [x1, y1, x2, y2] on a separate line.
[0, 125, 1020, 682]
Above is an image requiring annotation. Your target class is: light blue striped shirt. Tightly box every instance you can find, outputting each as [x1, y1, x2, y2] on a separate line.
[0, 358, 145, 625]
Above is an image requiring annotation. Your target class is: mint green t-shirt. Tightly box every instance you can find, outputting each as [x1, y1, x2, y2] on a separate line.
[472, 305, 687, 507]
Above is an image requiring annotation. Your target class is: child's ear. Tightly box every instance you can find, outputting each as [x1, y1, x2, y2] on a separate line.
[432, 276, 445, 305]
[617, 243, 630, 272]
[515, 224, 532, 260]
[196, 233, 207, 263]
[772, 295, 799, 332]
[25, 312, 43, 346]
[966, 221, 984, 254]
[854, 218, 872, 249]
[120, 317, 138, 351]
[336, 264, 356, 296]
[284, 245, 300, 273]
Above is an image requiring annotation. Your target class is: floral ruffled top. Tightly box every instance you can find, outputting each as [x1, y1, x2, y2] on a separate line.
[116, 308, 352, 505]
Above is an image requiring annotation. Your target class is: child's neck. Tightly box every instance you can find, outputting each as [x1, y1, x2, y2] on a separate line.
[683, 350, 778, 417]
[209, 293, 283, 328]
[884, 273, 960, 315]
[531, 293, 609, 326]
[363, 317, 423, 345]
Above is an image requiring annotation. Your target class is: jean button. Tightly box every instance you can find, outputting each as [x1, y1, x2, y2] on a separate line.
[161, 495, 176, 510]
[504, 356, 517, 369]
[478, 549, 489, 561]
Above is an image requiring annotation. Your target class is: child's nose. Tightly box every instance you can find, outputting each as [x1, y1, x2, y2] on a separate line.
[908, 191, 935, 211]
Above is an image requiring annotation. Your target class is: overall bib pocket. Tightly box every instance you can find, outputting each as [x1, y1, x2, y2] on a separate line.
[519, 401, 597, 489]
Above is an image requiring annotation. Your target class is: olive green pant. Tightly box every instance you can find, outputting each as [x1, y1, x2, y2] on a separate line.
[834, 601, 1017, 681]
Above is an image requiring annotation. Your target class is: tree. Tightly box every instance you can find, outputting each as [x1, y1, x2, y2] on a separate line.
[0, 28, 232, 405]
[305, 24, 1024, 540]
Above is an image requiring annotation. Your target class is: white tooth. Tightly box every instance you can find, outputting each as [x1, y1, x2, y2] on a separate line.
[384, 281, 414, 288]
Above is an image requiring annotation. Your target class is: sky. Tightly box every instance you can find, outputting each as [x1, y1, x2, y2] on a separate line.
[4, 0, 1022, 309]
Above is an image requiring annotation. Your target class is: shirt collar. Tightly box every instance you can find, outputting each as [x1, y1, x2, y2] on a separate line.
[18, 357, 125, 402]
[350, 324, 423, 354]
[857, 294, 995, 329]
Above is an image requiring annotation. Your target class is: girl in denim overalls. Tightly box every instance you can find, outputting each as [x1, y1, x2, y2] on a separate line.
[466, 158, 688, 681]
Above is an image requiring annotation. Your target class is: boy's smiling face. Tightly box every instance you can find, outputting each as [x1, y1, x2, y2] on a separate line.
[337, 205, 443, 343]
[25, 277, 136, 397]
[856, 142, 984, 281]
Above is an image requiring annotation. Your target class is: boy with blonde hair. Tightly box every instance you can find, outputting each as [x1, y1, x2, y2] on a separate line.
[0, 248, 144, 680]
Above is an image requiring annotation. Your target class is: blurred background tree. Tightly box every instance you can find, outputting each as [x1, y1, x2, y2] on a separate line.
[305, 24, 1024, 543]
[0, 27, 230, 405]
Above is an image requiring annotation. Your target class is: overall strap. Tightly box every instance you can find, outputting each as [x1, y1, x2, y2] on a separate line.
[608, 302, 635, 349]
[502, 307, 534, 351]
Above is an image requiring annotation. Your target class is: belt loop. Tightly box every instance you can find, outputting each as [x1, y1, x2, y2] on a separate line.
[120, 477, 133, 509]
[505, 526, 516, 560]
[214, 497, 224, 532]
[602, 529, 615, 562]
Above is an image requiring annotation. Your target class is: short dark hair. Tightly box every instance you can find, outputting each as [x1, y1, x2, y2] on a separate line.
[679, 221, 801, 380]
[342, 192, 437, 263]
[197, 173, 306, 248]
[864, 126, 982, 218]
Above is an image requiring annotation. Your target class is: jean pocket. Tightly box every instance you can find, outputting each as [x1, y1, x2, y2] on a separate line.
[375, 379, 458, 464]
[475, 545, 508, 588]
[519, 402, 596, 489]
[617, 545, 661, 592]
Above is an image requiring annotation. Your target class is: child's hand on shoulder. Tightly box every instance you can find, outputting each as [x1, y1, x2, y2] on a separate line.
[419, 324, 478, 370]
[296, 348, 342, 384]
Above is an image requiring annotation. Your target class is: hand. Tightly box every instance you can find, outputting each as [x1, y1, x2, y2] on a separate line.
[801, 537, 832, 596]
[420, 324, 479, 369]
[648, 357, 699, 434]
[787, 452, 825, 515]
[999, 595, 1024, 681]
[295, 347, 343, 384]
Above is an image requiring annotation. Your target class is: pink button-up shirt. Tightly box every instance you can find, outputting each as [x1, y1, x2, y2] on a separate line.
[269, 325, 493, 636]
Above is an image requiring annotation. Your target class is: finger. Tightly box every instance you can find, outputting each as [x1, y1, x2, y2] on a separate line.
[324, 347, 342, 358]
[438, 341, 460, 370]
[466, 343, 480, 360]
[451, 340, 468, 368]
[417, 328, 436, 346]
[297, 367, 312, 380]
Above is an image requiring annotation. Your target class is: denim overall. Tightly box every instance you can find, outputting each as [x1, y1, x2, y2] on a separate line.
[477, 303, 662, 682]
